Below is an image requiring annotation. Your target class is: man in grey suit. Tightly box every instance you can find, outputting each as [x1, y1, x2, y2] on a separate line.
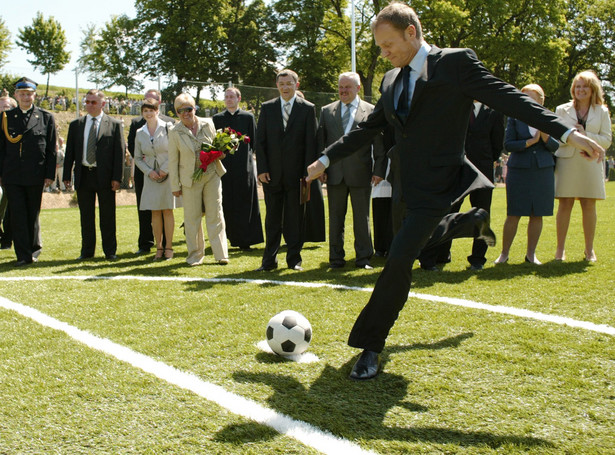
[64, 89, 125, 261]
[318, 72, 386, 269]
[307, 1, 604, 380]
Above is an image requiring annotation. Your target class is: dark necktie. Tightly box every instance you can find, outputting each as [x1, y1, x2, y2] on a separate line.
[396, 66, 411, 120]
[341, 103, 352, 131]
[86, 118, 97, 165]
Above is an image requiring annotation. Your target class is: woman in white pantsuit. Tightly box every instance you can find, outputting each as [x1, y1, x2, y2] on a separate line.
[554, 71, 611, 262]
[168, 94, 229, 266]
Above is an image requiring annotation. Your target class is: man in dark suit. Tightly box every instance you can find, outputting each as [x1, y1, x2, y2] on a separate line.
[420, 102, 504, 271]
[63, 89, 125, 260]
[127, 89, 174, 255]
[306, 1, 604, 380]
[318, 72, 386, 269]
[255, 69, 318, 271]
[213, 87, 263, 250]
[0, 77, 56, 266]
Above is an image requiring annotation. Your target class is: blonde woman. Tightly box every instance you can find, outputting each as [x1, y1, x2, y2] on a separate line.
[554, 71, 611, 262]
[134, 99, 178, 260]
[168, 93, 229, 265]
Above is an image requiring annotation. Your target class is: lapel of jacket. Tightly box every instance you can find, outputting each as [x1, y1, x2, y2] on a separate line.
[24, 107, 42, 135]
[285, 97, 300, 131]
[352, 100, 368, 129]
[97, 114, 110, 142]
[332, 101, 344, 136]
[410, 46, 441, 115]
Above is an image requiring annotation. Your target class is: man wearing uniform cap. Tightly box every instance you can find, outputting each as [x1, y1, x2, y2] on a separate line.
[0, 77, 56, 266]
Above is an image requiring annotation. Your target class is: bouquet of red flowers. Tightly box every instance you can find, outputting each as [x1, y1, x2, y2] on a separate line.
[192, 127, 250, 182]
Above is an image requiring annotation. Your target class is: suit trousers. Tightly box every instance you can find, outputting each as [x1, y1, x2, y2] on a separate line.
[348, 206, 484, 352]
[327, 183, 373, 266]
[77, 166, 117, 257]
[421, 188, 493, 267]
[133, 168, 154, 250]
[372, 197, 393, 255]
[4, 183, 43, 262]
[182, 167, 228, 265]
[261, 184, 304, 269]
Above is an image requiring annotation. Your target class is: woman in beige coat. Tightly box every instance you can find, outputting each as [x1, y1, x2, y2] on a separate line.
[554, 71, 611, 262]
[168, 94, 229, 265]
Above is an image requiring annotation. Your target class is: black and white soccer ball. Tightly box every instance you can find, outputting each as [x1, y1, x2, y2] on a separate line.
[266, 310, 312, 356]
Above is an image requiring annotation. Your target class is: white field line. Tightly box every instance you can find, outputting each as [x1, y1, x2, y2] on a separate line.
[1, 275, 614, 336]
[0, 295, 376, 455]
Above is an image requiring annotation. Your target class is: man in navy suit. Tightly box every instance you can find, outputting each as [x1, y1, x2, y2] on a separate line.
[64, 89, 125, 260]
[307, 1, 604, 380]
[255, 69, 318, 271]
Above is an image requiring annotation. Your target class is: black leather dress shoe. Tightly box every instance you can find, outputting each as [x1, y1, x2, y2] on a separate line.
[14, 259, 33, 267]
[289, 264, 303, 271]
[76, 255, 93, 261]
[106, 254, 118, 260]
[135, 248, 151, 255]
[469, 263, 484, 271]
[356, 263, 373, 270]
[255, 264, 277, 272]
[329, 261, 345, 269]
[349, 350, 381, 380]
[421, 265, 439, 272]
[475, 209, 496, 247]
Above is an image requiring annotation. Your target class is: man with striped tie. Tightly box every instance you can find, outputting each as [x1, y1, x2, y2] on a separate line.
[255, 69, 318, 271]
[317, 72, 386, 270]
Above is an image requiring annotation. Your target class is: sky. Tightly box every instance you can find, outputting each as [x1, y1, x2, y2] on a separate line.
[0, 0, 161, 93]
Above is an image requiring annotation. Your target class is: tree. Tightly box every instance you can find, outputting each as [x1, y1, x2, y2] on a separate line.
[79, 16, 143, 96]
[135, 0, 232, 103]
[0, 17, 11, 69]
[16, 12, 71, 98]
[77, 24, 106, 89]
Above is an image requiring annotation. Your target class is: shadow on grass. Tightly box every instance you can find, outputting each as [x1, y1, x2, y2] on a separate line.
[220, 335, 553, 450]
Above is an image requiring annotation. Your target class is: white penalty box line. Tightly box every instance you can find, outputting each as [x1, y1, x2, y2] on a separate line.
[1, 275, 614, 336]
[0, 293, 377, 455]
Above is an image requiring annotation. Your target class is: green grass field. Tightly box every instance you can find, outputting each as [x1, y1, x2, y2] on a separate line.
[1, 184, 614, 454]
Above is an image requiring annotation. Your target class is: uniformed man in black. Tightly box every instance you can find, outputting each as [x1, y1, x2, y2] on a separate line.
[0, 77, 56, 266]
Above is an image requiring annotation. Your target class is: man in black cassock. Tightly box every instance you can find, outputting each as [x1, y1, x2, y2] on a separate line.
[213, 87, 263, 249]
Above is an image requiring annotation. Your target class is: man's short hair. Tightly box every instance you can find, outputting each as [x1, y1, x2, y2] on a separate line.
[86, 89, 105, 99]
[144, 89, 161, 101]
[339, 72, 361, 86]
[276, 69, 299, 84]
[225, 87, 241, 98]
[372, 1, 422, 40]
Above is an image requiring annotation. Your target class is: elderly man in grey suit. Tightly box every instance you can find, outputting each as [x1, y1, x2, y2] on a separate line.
[318, 72, 386, 269]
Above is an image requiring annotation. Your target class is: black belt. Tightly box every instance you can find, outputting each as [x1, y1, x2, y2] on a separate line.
[82, 165, 96, 171]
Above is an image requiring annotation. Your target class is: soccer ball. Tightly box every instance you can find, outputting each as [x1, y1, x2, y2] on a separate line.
[266, 310, 312, 356]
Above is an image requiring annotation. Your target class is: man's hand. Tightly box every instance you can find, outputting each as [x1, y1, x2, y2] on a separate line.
[258, 172, 270, 184]
[568, 131, 605, 162]
[172, 190, 182, 197]
[371, 175, 384, 186]
[111, 180, 120, 191]
[306, 160, 325, 183]
[63, 180, 72, 191]
[44, 178, 53, 188]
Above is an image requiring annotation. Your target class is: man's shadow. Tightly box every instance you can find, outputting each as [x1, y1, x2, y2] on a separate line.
[215, 333, 553, 450]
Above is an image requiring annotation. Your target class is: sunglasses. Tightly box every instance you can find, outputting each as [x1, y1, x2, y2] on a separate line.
[84, 100, 99, 105]
[177, 107, 195, 114]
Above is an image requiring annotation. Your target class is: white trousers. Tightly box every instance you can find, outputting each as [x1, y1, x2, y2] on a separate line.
[182, 167, 228, 265]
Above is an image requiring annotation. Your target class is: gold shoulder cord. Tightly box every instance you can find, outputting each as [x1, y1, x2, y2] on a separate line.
[2, 111, 23, 155]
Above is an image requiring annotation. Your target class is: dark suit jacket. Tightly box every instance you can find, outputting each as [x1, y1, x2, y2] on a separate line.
[318, 99, 386, 186]
[505, 118, 558, 169]
[324, 46, 570, 212]
[255, 97, 317, 189]
[465, 104, 504, 182]
[0, 106, 56, 186]
[63, 114, 125, 189]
